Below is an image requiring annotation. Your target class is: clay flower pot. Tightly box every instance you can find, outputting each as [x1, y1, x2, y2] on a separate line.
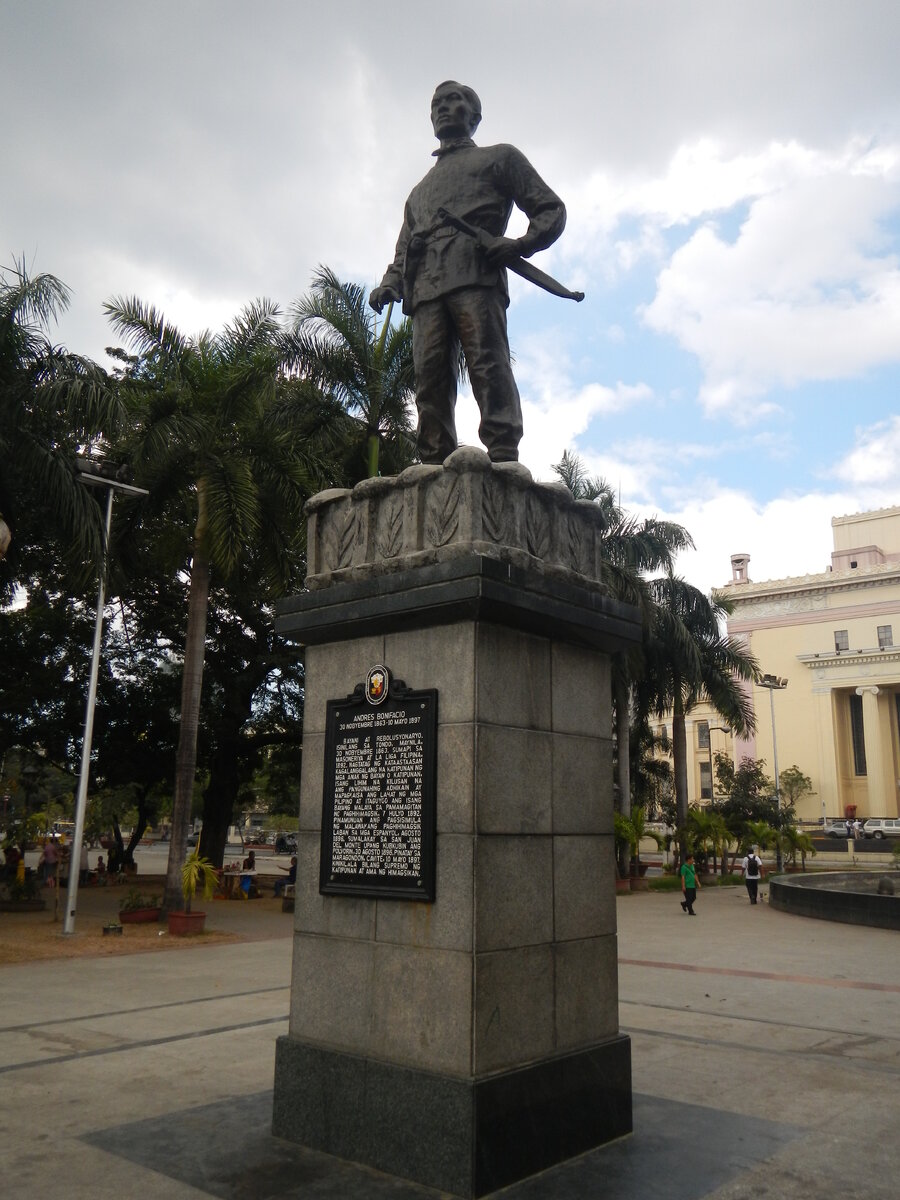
[167, 909, 207, 936]
[119, 907, 161, 924]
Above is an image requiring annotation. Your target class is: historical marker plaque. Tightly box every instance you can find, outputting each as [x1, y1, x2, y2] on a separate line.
[320, 669, 437, 901]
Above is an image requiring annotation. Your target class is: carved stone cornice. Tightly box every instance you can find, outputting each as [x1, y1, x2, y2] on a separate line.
[797, 647, 900, 670]
[720, 559, 900, 609]
[303, 446, 613, 594]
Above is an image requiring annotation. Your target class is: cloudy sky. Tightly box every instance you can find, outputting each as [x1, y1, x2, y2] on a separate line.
[4, 0, 899, 593]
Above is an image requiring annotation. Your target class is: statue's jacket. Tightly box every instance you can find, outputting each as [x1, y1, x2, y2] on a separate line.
[378, 137, 566, 315]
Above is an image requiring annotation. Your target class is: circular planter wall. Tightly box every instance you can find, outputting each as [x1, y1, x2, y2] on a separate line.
[769, 871, 900, 930]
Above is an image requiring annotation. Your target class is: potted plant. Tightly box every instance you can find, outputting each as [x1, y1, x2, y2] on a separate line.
[623, 806, 665, 890]
[0, 871, 47, 912]
[119, 888, 162, 924]
[167, 849, 218, 935]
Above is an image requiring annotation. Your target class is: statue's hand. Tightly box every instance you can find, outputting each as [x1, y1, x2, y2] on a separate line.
[482, 235, 522, 266]
[369, 284, 402, 313]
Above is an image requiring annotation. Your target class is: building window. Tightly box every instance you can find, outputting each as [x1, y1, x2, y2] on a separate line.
[700, 761, 712, 800]
[877, 625, 893, 649]
[834, 629, 849, 652]
[697, 722, 710, 749]
[849, 693, 867, 776]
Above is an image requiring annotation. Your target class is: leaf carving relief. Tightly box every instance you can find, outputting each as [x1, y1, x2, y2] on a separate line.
[482, 478, 508, 544]
[425, 476, 460, 548]
[378, 496, 404, 559]
[526, 494, 550, 560]
[324, 507, 357, 570]
[566, 513, 585, 572]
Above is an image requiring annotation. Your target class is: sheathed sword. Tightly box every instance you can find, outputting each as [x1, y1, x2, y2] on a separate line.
[437, 206, 584, 302]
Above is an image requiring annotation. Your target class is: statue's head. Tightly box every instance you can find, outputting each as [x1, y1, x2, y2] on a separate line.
[431, 81, 482, 140]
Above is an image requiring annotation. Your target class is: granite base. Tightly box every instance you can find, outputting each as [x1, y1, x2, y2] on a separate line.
[272, 1035, 632, 1197]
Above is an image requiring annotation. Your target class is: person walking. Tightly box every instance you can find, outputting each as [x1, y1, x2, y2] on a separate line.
[38, 838, 59, 887]
[680, 852, 700, 915]
[742, 846, 763, 904]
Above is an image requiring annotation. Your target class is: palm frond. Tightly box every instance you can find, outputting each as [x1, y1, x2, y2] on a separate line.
[104, 296, 190, 366]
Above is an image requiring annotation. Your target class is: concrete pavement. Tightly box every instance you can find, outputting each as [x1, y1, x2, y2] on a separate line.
[1, 881, 898, 1198]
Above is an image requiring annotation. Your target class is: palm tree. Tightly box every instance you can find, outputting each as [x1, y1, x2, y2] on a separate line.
[286, 266, 416, 478]
[104, 296, 322, 909]
[0, 259, 119, 586]
[551, 451, 693, 821]
[686, 805, 732, 875]
[617, 803, 665, 876]
[780, 825, 816, 871]
[639, 573, 759, 856]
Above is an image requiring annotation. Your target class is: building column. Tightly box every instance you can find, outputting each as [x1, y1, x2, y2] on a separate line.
[855, 686, 892, 816]
[813, 688, 838, 822]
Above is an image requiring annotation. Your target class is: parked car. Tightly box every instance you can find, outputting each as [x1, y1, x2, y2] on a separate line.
[823, 821, 850, 838]
[862, 818, 900, 839]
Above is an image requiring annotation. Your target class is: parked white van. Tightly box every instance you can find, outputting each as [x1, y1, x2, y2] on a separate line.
[862, 818, 900, 839]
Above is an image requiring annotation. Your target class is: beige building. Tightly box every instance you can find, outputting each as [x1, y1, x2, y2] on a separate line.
[659, 507, 900, 822]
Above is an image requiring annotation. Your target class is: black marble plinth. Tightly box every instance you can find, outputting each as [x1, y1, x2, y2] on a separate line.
[272, 1036, 632, 1198]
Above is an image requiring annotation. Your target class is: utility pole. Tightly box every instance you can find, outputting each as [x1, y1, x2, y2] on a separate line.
[62, 459, 148, 936]
[757, 674, 788, 873]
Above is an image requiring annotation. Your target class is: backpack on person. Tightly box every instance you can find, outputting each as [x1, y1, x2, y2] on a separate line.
[746, 853, 759, 878]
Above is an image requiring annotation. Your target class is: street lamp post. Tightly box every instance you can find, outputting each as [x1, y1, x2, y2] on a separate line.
[706, 725, 731, 802]
[62, 460, 148, 936]
[757, 673, 788, 872]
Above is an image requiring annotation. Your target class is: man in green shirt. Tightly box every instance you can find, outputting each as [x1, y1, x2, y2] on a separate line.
[680, 852, 700, 915]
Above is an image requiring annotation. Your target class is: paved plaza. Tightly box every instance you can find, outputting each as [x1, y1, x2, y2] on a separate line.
[1, 881, 898, 1199]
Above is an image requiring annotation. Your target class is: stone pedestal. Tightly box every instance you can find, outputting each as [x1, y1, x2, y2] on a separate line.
[272, 450, 639, 1197]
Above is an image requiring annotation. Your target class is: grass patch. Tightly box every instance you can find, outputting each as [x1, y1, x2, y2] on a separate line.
[648, 873, 743, 891]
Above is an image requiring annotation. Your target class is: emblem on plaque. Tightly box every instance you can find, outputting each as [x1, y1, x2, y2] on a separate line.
[365, 664, 389, 705]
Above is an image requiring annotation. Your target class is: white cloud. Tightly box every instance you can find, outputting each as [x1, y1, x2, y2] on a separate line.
[834, 415, 900, 488]
[640, 141, 900, 413]
[452, 329, 654, 477]
[556, 426, 900, 596]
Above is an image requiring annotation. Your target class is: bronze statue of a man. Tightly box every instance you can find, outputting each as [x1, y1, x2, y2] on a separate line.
[369, 81, 567, 464]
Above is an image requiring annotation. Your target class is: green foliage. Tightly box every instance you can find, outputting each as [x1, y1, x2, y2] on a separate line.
[615, 804, 664, 874]
[648, 872, 742, 891]
[120, 888, 160, 912]
[629, 715, 675, 820]
[0, 751, 74, 853]
[3, 872, 41, 901]
[552, 450, 693, 608]
[1, 258, 120, 592]
[181, 850, 219, 911]
[780, 825, 817, 869]
[636, 574, 760, 853]
[779, 765, 814, 808]
[744, 820, 778, 852]
[287, 267, 416, 478]
[105, 293, 327, 904]
[686, 805, 733, 873]
[648, 875, 683, 891]
[712, 754, 793, 838]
